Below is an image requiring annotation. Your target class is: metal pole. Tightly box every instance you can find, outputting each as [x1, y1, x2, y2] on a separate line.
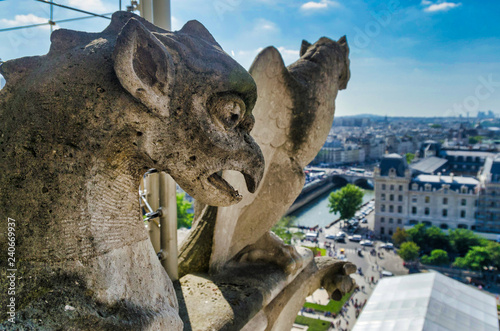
[140, 0, 154, 23]
[49, 0, 53, 34]
[159, 172, 178, 280]
[152, 0, 171, 30]
[145, 172, 161, 253]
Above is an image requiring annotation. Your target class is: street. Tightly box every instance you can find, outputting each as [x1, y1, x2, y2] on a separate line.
[293, 208, 408, 331]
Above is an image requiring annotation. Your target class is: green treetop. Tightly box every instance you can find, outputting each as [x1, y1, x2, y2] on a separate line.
[328, 184, 364, 220]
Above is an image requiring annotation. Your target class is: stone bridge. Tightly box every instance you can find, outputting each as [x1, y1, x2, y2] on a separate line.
[287, 172, 373, 214]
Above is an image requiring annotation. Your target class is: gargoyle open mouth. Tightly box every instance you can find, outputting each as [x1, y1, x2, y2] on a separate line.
[207, 171, 258, 201]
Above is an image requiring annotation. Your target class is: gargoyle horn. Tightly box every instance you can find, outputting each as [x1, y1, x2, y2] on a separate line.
[300, 39, 312, 57]
[179, 20, 219, 46]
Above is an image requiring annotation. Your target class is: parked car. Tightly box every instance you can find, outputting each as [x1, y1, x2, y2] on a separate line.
[361, 218, 368, 224]
[349, 234, 362, 242]
[380, 243, 394, 250]
[326, 234, 336, 240]
[336, 236, 346, 243]
[382, 270, 394, 277]
[360, 240, 373, 246]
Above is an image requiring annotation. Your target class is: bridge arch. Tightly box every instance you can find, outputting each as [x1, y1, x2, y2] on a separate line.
[353, 178, 374, 190]
[331, 175, 349, 187]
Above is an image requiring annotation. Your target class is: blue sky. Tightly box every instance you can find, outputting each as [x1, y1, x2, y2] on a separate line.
[1, 0, 500, 117]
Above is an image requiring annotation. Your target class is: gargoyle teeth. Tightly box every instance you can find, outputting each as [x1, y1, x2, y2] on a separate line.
[207, 173, 241, 199]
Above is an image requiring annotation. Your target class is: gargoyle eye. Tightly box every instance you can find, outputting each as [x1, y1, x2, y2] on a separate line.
[209, 94, 246, 130]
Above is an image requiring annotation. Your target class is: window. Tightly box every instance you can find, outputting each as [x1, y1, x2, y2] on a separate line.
[412, 196, 417, 203]
[425, 184, 431, 191]
[398, 206, 402, 213]
[381, 217, 385, 223]
[388, 228, 393, 236]
[390, 185, 394, 191]
[461, 187, 467, 194]
[399, 185, 403, 191]
[381, 204, 386, 212]
[389, 205, 394, 213]
[390, 194, 394, 201]
[442, 209, 448, 217]
[440, 223, 448, 230]
[381, 227, 385, 235]
[412, 183, 418, 191]
[461, 199, 466, 206]
[409, 220, 418, 225]
[443, 198, 448, 205]
[382, 184, 386, 190]
[460, 210, 466, 218]
[412, 206, 417, 214]
[397, 219, 402, 224]
[425, 196, 430, 203]
[425, 207, 430, 215]
[398, 195, 403, 202]
[381, 193, 386, 201]
[389, 218, 394, 224]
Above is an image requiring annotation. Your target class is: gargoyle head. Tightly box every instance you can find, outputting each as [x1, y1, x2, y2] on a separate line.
[113, 17, 264, 206]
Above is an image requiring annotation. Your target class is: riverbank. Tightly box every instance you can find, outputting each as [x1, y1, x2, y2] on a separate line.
[289, 188, 374, 228]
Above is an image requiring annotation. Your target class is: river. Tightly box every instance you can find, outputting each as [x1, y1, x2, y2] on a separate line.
[289, 187, 374, 228]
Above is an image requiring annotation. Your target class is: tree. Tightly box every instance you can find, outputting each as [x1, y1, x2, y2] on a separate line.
[407, 224, 451, 254]
[449, 229, 484, 257]
[328, 184, 364, 220]
[425, 226, 451, 253]
[485, 241, 500, 269]
[271, 216, 297, 244]
[177, 192, 194, 229]
[405, 153, 415, 164]
[398, 241, 420, 262]
[421, 249, 449, 266]
[406, 223, 428, 252]
[453, 246, 491, 270]
[392, 227, 409, 246]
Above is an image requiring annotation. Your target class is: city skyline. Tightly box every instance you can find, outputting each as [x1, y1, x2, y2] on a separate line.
[1, 0, 500, 117]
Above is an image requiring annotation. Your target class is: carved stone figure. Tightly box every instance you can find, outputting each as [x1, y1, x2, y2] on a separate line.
[177, 37, 355, 330]
[0, 12, 264, 329]
[179, 36, 350, 274]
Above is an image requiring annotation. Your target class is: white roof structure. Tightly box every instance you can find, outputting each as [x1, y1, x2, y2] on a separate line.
[353, 272, 499, 331]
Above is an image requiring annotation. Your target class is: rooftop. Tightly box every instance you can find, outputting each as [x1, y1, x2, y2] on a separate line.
[353, 272, 499, 331]
[410, 156, 448, 175]
[379, 154, 407, 177]
[413, 174, 479, 186]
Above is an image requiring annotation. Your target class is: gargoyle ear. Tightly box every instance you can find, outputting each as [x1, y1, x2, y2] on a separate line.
[113, 18, 175, 116]
[300, 40, 311, 57]
[337, 35, 349, 58]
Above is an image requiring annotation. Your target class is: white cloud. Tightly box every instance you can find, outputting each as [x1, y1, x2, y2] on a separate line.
[423, 2, 461, 12]
[300, 0, 340, 11]
[0, 14, 48, 29]
[253, 18, 279, 33]
[67, 0, 116, 13]
[276, 46, 300, 64]
[171, 16, 183, 31]
[421, 0, 432, 5]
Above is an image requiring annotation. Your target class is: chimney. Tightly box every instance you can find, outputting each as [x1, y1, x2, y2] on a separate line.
[450, 173, 454, 182]
[438, 172, 441, 181]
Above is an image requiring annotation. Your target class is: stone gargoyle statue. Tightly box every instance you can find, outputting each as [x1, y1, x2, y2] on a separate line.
[0, 12, 264, 330]
[176, 37, 357, 330]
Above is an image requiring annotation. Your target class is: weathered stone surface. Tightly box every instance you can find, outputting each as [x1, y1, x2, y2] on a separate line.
[211, 36, 350, 271]
[0, 11, 264, 328]
[176, 36, 352, 331]
[176, 255, 356, 331]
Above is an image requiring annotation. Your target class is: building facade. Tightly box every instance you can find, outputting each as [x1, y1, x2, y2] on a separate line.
[476, 155, 500, 233]
[374, 154, 411, 237]
[374, 154, 481, 238]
